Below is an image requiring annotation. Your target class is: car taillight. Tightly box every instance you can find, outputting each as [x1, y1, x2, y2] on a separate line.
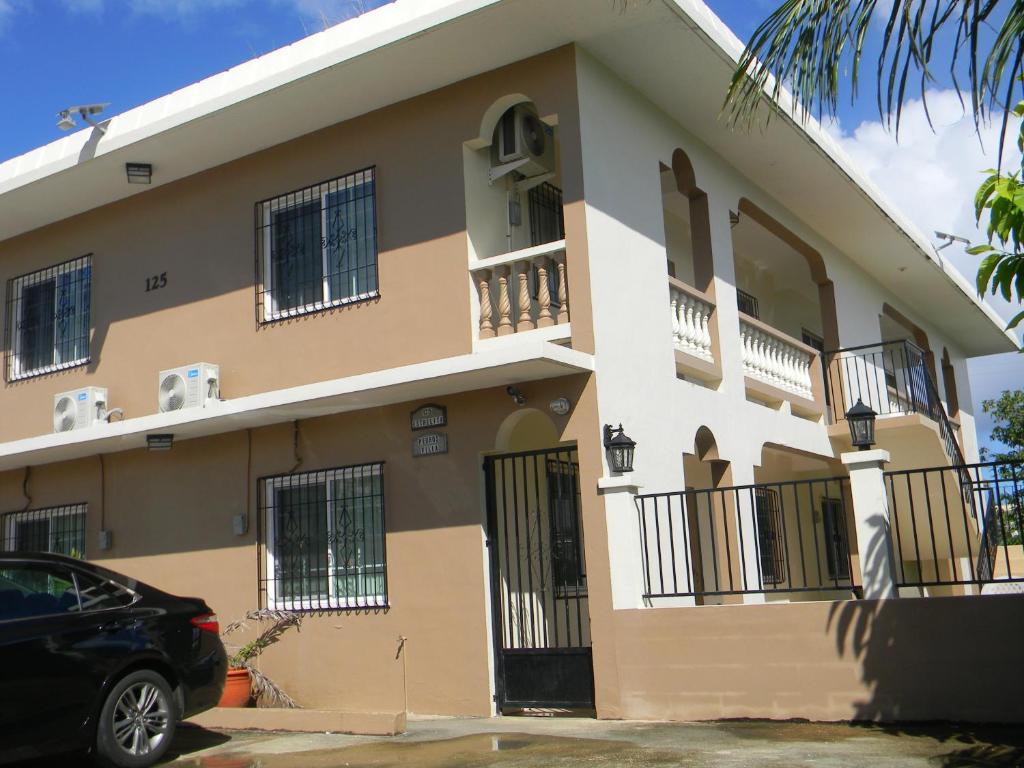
[190, 613, 219, 634]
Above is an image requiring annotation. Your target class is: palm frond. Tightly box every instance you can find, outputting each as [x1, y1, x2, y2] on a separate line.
[725, 0, 1024, 161]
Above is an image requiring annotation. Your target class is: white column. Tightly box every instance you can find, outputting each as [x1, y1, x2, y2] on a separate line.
[841, 449, 897, 600]
[599, 476, 646, 610]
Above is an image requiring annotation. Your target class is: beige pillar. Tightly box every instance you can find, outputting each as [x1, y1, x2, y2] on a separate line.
[841, 449, 897, 600]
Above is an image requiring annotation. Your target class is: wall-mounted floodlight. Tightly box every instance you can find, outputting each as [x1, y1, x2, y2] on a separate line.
[56, 103, 110, 134]
[934, 231, 970, 252]
[126, 163, 152, 184]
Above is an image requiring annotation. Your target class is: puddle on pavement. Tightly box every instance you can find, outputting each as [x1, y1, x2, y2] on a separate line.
[178, 733, 688, 768]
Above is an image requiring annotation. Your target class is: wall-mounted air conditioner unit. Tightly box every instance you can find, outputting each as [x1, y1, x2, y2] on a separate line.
[53, 387, 108, 433]
[490, 104, 555, 186]
[158, 363, 220, 413]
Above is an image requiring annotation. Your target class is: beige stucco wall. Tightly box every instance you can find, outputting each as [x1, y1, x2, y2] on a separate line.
[0, 373, 602, 715]
[0, 46, 591, 443]
[607, 594, 1024, 723]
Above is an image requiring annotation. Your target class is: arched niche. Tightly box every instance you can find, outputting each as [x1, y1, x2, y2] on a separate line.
[734, 198, 840, 351]
[941, 347, 960, 419]
[494, 408, 561, 453]
[660, 149, 715, 294]
[463, 94, 563, 260]
[684, 426, 731, 489]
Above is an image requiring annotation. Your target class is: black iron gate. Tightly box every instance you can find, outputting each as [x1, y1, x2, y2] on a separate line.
[484, 446, 594, 711]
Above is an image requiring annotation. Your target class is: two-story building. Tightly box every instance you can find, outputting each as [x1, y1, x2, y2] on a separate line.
[1, 0, 1021, 725]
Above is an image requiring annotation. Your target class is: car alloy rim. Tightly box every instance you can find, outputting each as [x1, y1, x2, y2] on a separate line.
[112, 682, 170, 756]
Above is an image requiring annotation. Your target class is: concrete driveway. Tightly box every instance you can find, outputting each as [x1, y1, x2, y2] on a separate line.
[24, 716, 1024, 767]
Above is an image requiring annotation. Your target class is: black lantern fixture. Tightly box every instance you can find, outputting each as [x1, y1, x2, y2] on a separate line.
[846, 399, 877, 451]
[604, 423, 637, 473]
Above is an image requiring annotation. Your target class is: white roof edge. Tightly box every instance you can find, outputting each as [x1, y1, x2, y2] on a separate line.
[0, 0, 498, 195]
[666, 0, 1018, 350]
[0, 342, 594, 470]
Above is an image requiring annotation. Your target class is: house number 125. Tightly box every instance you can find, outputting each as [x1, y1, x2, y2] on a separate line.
[145, 272, 168, 292]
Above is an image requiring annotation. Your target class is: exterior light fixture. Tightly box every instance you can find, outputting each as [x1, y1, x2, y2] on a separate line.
[603, 423, 636, 473]
[56, 103, 110, 133]
[846, 399, 877, 451]
[125, 162, 152, 184]
[146, 433, 174, 452]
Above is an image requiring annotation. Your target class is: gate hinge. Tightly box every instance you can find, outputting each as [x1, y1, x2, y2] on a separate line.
[485, 539, 493, 548]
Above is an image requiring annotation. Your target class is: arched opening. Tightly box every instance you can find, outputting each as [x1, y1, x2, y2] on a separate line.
[941, 348, 960, 420]
[733, 199, 839, 351]
[494, 407, 561, 453]
[752, 443, 854, 600]
[660, 149, 715, 294]
[880, 303, 938, 385]
[464, 95, 564, 261]
[682, 426, 732, 604]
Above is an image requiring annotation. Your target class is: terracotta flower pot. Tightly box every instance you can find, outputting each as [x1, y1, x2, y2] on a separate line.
[218, 667, 252, 708]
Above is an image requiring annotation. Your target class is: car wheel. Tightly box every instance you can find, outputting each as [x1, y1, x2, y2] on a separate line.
[94, 669, 177, 768]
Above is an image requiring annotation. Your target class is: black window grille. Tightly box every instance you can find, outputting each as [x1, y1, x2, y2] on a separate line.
[528, 182, 565, 247]
[259, 462, 387, 610]
[5, 255, 92, 381]
[801, 329, 825, 353]
[255, 167, 378, 323]
[754, 488, 785, 585]
[820, 497, 851, 580]
[736, 288, 759, 319]
[547, 458, 586, 597]
[0, 504, 87, 557]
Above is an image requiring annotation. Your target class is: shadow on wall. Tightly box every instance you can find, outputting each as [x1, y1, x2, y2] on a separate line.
[827, 515, 1024, 765]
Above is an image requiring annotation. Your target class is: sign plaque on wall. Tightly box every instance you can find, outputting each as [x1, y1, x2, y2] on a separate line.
[412, 431, 448, 457]
[410, 404, 447, 431]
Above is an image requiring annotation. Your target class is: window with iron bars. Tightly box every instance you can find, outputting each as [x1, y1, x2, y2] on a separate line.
[260, 463, 386, 611]
[736, 289, 759, 319]
[5, 256, 91, 381]
[1, 504, 87, 558]
[255, 167, 378, 323]
[528, 182, 565, 247]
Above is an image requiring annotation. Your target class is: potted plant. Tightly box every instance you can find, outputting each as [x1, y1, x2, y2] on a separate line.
[219, 609, 302, 708]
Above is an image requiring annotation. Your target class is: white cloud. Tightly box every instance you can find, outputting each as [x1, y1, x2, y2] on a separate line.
[825, 89, 1022, 326]
[825, 90, 1023, 447]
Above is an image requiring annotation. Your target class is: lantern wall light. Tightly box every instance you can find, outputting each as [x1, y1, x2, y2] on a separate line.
[603, 423, 637, 473]
[846, 399, 877, 451]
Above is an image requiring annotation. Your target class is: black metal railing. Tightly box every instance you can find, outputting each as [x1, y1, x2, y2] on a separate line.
[885, 460, 1024, 589]
[636, 477, 856, 599]
[0, 504, 88, 557]
[257, 462, 387, 611]
[825, 340, 965, 467]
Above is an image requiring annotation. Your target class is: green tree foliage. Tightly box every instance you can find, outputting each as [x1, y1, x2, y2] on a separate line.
[969, 95, 1024, 330]
[982, 388, 1024, 462]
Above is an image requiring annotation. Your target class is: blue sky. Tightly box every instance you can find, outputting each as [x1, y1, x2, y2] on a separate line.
[0, 0, 1020, 453]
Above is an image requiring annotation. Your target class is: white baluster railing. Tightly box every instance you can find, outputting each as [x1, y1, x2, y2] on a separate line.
[668, 278, 714, 363]
[739, 317, 815, 399]
[470, 241, 569, 340]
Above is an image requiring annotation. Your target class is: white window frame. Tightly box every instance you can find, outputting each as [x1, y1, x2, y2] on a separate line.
[264, 465, 385, 611]
[2, 504, 87, 557]
[8, 259, 91, 381]
[261, 170, 378, 322]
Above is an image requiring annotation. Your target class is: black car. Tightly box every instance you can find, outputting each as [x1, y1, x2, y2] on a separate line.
[0, 552, 226, 767]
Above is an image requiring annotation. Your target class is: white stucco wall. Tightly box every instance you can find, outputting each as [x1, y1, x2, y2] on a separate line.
[573, 47, 983, 608]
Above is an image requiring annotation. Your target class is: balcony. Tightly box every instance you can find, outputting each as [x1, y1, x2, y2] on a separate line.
[668, 277, 719, 382]
[824, 340, 964, 467]
[739, 314, 825, 418]
[471, 240, 571, 346]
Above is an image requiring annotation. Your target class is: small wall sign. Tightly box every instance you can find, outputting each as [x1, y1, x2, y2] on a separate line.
[410, 404, 447, 431]
[412, 431, 448, 457]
